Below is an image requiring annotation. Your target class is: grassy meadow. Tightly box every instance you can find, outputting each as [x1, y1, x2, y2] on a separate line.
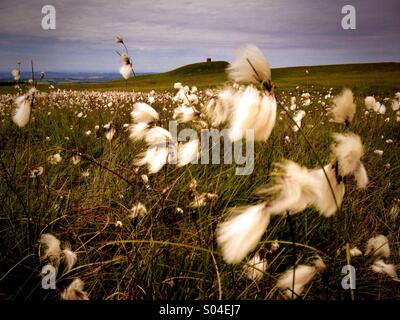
[0, 61, 399, 300]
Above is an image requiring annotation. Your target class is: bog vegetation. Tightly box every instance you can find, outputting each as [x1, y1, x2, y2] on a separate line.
[0, 41, 399, 300]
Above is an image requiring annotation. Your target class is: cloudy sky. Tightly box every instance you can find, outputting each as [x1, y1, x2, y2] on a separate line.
[0, 0, 399, 73]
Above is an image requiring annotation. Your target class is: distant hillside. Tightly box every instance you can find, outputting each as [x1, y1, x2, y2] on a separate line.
[0, 61, 399, 94]
[0, 71, 123, 84]
[271, 62, 400, 93]
[166, 61, 229, 76]
[51, 61, 229, 92]
[62, 61, 400, 94]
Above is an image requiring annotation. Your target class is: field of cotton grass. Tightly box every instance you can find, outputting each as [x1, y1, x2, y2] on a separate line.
[0, 43, 399, 300]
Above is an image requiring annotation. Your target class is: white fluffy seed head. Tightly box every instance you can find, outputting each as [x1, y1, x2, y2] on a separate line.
[204, 86, 237, 126]
[364, 96, 377, 110]
[216, 203, 270, 264]
[62, 247, 77, 271]
[377, 103, 386, 114]
[243, 253, 268, 282]
[228, 86, 276, 142]
[364, 96, 385, 114]
[189, 192, 218, 208]
[187, 93, 199, 105]
[253, 93, 277, 141]
[176, 139, 199, 167]
[258, 161, 344, 218]
[276, 265, 317, 299]
[40, 233, 61, 262]
[292, 110, 306, 132]
[30, 166, 44, 178]
[258, 160, 316, 215]
[353, 162, 369, 189]
[144, 126, 172, 146]
[331, 133, 364, 177]
[134, 146, 169, 174]
[365, 234, 390, 259]
[228, 85, 260, 141]
[350, 247, 363, 257]
[129, 202, 148, 218]
[173, 88, 190, 104]
[48, 153, 62, 165]
[128, 122, 149, 141]
[61, 278, 89, 300]
[11, 68, 21, 81]
[105, 128, 116, 141]
[371, 260, 398, 280]
[173, 105, 197, 123]
[330, 88, 356, 124]
[276, 258, 325, 299]
[391, 99, 400, 111]
[313, 257, 326, 273]
[12, 95, 32, 127]
[174, 82, 183, 90]
[119, 64, 132, 80]
[227, 45, 271, 87]
[131, 103, 159, 124]
[309, 165, 345, 217]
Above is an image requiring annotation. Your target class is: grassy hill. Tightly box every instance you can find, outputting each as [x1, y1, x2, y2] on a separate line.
[59, 61, 229, 92]
[1, 61, 399, 94]
[63, 61, 400, 94]
[167, 60, 229, 76]
[271, 62, 400, 94]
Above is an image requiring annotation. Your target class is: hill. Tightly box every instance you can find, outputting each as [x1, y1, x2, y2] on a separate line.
[44, 61, 400, 95]
[0, 61, 399, 94]
[59, 61, 229, 92]
[166, 61, 229, 76]
[271, 62, 400, 94]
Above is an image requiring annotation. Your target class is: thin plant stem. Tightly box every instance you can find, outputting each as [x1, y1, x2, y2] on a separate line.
[75, 151, 135, 188]
[345, 242, 355, 300]
[103, 239, 217, 255]
[0, 153, 31, 246]
[286, 211, 297, 300]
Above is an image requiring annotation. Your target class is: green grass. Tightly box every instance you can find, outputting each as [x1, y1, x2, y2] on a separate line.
[1, 61, 399, 95]
[272, 62, 400, 95]
[0, 61, 229, 94]
[0, 62, 399, 300]
[67, 61, 229, 92]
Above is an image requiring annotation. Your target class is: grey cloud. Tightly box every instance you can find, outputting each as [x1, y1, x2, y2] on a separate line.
[0, 0, 399, 72]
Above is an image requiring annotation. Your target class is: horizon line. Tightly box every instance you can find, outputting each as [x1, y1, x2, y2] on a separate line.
[0, 60, 399, 74]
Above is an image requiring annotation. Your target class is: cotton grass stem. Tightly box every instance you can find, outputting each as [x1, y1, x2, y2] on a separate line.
[0, 153, 32, 246]
[0, 254, 35, 283]
[283, 107, 340, 212]
[345, 242, 355, 300]
[260, 240, 326, 256]
[74, 151, 136, 188]
[103, 240, 218, 255]
[286, 212, 297, 300]
[210, 252, 223, 300]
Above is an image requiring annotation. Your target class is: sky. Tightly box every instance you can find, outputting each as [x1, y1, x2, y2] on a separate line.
[0, 0, 399, 73]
